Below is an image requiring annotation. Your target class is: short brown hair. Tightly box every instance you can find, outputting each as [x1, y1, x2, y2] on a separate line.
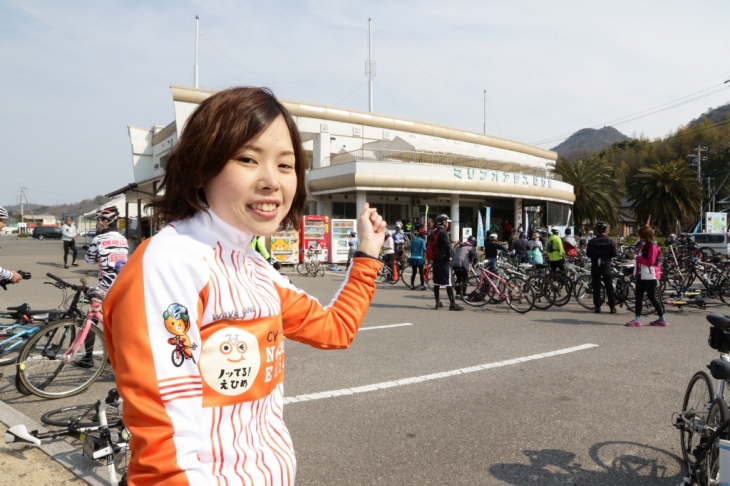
[637, 226, 654, 243]
[150, 87, 307, 229]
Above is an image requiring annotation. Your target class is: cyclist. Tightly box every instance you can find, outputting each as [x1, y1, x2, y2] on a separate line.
[483, 233, 505, 271]
[347, 231, 359, 267]
[511, 232, 530, 263]
[250, 235, 270, 260]
[404, 217, 413, 234]
[562, 228, 578, 259]
[409, 227, 427, 290]
[85, 206, 129, 294]
[546, 227, 565, 273]
[0, 206, 22, 285]
[393, 222, 406, 258]
[430, 214, 462, 311]
[382, 231, 396, 282]
[452, 235, 478, 297]
[586, 221, 617, 314]
[626, 225, 667, 327]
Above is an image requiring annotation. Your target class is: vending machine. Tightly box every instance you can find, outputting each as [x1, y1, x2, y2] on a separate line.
[270, 230, 300, 265]
[330, 219, 357, 264]
[299, 215, 329, 262]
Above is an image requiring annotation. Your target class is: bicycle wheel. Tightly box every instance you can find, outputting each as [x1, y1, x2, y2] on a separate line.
[574, 275, 602, 310]
[505, 276, 535, 313]
[462, 275, 490, 307]
[17, 319, 108, 399]
[172, 348, 184, 367]
[699, 397, 729, 486]
[528, 275, 553, 311]
[680, 371, 714, 467]
[718, 276, 730, 306]
[547, 273, 572, 307]
[318, 262, 326, 277]
[296, 262, 308, 275]
[41, 402, 123, 428]
[401, 265, 414, 287]
[0, 326, 34, 366]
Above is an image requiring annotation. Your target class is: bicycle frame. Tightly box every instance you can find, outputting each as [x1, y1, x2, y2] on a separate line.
[62, 297, 103, 364]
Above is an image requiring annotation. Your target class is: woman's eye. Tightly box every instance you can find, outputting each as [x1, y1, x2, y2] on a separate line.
[238, 157, 256, 164]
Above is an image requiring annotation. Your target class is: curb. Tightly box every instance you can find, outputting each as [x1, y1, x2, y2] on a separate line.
[0, 398, 108, 485]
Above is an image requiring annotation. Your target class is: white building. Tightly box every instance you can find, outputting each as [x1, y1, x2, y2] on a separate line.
[110, 85, 574, 242]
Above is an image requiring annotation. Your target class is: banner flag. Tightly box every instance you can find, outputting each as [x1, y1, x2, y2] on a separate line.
[485, 207, 491, 236]
[477, 210, 484, 247]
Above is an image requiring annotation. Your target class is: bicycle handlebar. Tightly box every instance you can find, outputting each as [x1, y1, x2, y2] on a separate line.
[46, 272, 85, 292]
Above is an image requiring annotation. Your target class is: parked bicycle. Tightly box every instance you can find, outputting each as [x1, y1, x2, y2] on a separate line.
[462, 260, 535, 313]
[15, 273, 109, 399]
[5, 388, 129, 485]
[296, 249, 326, 277]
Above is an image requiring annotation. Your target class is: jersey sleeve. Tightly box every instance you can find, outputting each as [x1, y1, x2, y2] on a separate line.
[103, 238, 211, 485]
[0, 266, 12, 281]
[85, 236, 100, 264]
[276, 257, 381, 348]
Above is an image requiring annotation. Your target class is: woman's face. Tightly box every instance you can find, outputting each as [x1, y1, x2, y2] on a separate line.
[204, 116, 297, 236]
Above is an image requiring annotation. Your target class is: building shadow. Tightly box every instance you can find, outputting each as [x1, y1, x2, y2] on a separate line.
[489, 442, 684, 485]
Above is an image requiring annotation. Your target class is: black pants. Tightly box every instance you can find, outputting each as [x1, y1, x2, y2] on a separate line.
[453, 268, 468, 295]
[635, 278, 664, 316]
[549, 259, 565, 273]
[63, 240, 77, 265]
[410, 263, 424, 287]
[591, 263, 616, 310]
[383, 254, 396, 281]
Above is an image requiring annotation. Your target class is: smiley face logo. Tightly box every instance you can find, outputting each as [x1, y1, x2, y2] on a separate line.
[201, 328, 260, 396]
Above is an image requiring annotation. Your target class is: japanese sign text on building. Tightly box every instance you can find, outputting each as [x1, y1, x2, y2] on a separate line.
[453, 168, 553, 188]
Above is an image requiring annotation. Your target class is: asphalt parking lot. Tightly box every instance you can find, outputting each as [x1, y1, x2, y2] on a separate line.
[0, 235, 721, 485]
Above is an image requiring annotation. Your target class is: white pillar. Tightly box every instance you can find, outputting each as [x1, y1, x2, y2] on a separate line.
[312, 132, 331, 169]
[356, 190, 367, 218]
[450, 194, 460, 242]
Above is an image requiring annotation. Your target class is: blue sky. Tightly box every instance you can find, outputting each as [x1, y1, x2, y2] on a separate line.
[1, 0, 729, 206]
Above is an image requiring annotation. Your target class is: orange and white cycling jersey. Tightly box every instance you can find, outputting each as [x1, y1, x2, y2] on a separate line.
[103, 210, 381, 486]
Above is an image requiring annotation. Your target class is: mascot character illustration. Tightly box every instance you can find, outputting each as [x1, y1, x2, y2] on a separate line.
[163, 303, 196, 364]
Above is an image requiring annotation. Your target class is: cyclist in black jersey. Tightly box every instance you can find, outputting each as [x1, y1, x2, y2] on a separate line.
[0, 206, 22, 285]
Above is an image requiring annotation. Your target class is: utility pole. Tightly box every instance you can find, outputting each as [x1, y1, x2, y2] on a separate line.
[365, 18, 376, 113]
[688, 145, 709, 230]
[483, 89, 486, 134]
[194, 15, 200, 88]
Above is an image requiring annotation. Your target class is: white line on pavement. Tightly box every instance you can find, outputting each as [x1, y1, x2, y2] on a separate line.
[284, 343, 599, 404]
[359, 323, 413, 331]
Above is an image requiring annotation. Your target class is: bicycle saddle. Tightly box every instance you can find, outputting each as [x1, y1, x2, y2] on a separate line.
[6, 303, 30, 314]
[707, 313, 730, 330]
[709, 359, 730, 380]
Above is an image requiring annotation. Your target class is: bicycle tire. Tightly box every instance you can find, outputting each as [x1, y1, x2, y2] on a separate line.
[699, 397, 729, 485]
[41, 402, 123, 428]
[505, 276, 535, 313]
[401, 265, 414, 287]
[0, 325, 35, 366]
[462, 275, 490, 307]
[528, 275, 553, 311]
[296, 262, 308, 275]
[17, 319, 108, 399]
[318, 263, 325, 277]
[547, 273, 572, 307]
[424, 266, 433, 290]
[680, 371, 714, 467]
[574, 275, 602, 310]
[718, 276, 730, 306]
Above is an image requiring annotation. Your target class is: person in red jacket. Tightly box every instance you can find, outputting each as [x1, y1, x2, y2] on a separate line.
[103, 87, 386, 485]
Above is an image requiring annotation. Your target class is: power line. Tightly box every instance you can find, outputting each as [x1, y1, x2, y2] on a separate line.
[374, 82, 412, 119]
[201, 33, 273, 83]
[332, 82, 368, 107]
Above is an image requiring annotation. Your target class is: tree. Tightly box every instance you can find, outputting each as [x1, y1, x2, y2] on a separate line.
[554, 156, 620, 232]
[626, 160, 701, 236]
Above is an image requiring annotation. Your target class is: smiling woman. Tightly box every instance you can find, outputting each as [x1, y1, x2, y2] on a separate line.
[102, 87, 386, 485]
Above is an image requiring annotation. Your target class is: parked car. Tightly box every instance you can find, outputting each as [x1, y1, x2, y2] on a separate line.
[685, 233, 730, 256]
[31, 227, 63, 241]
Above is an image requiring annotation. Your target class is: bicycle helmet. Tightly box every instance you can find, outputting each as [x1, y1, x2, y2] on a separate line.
[489, 233, 498, 240]
[0, 206, 7, 221]
[551, 227, 560, 234]
[467, 235, 477, 245]
[164, 303, 189, 322]
[595, 221, 608, 234]
[96, 206, 119, 225]
[418, 227, 427, 234]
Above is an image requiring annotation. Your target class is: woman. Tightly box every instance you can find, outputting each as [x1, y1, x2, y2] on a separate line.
[103, 87, 386, 485]
[527, 233, 544, 265]
[382, 231, 396, 281]
[625, 226, 667, 327]
[409, 227, 427, 290]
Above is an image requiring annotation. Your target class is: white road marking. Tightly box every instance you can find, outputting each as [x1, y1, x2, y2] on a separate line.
[359, 323, 413, 331]
[284, 343, 598, 404]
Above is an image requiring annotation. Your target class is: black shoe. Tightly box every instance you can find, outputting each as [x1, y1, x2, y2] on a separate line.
[435, 301, 444, 309]
[64, 265, 68, 269]
[449, 303, 463, 311]
[419, 285, 426, 291]
[594, 308, 601, 314]
[610, 307, 617, 314]
[72, 263, 79, 267]
[73, 357, 94, 369]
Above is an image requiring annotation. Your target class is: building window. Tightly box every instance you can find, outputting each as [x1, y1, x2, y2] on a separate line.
[332, 202, 357, 219]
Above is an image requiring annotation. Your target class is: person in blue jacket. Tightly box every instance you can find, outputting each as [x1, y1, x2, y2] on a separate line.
[409, 227, 427, 289]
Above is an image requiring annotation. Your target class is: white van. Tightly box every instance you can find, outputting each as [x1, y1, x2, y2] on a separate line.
[688, 233, 730, 256]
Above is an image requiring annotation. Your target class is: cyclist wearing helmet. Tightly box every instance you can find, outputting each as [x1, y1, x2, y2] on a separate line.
[85, 206, 129, 295]
[0, 206, 22, 285]
[546, 227, 565, 273]
[452, 235, 478, 297]
[430, 214, 462, 310]
[484, 233, 505, 271]
[347, 231, 359, 266]
[409, 227, 427, 289]
[586, 221, 617, 314]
